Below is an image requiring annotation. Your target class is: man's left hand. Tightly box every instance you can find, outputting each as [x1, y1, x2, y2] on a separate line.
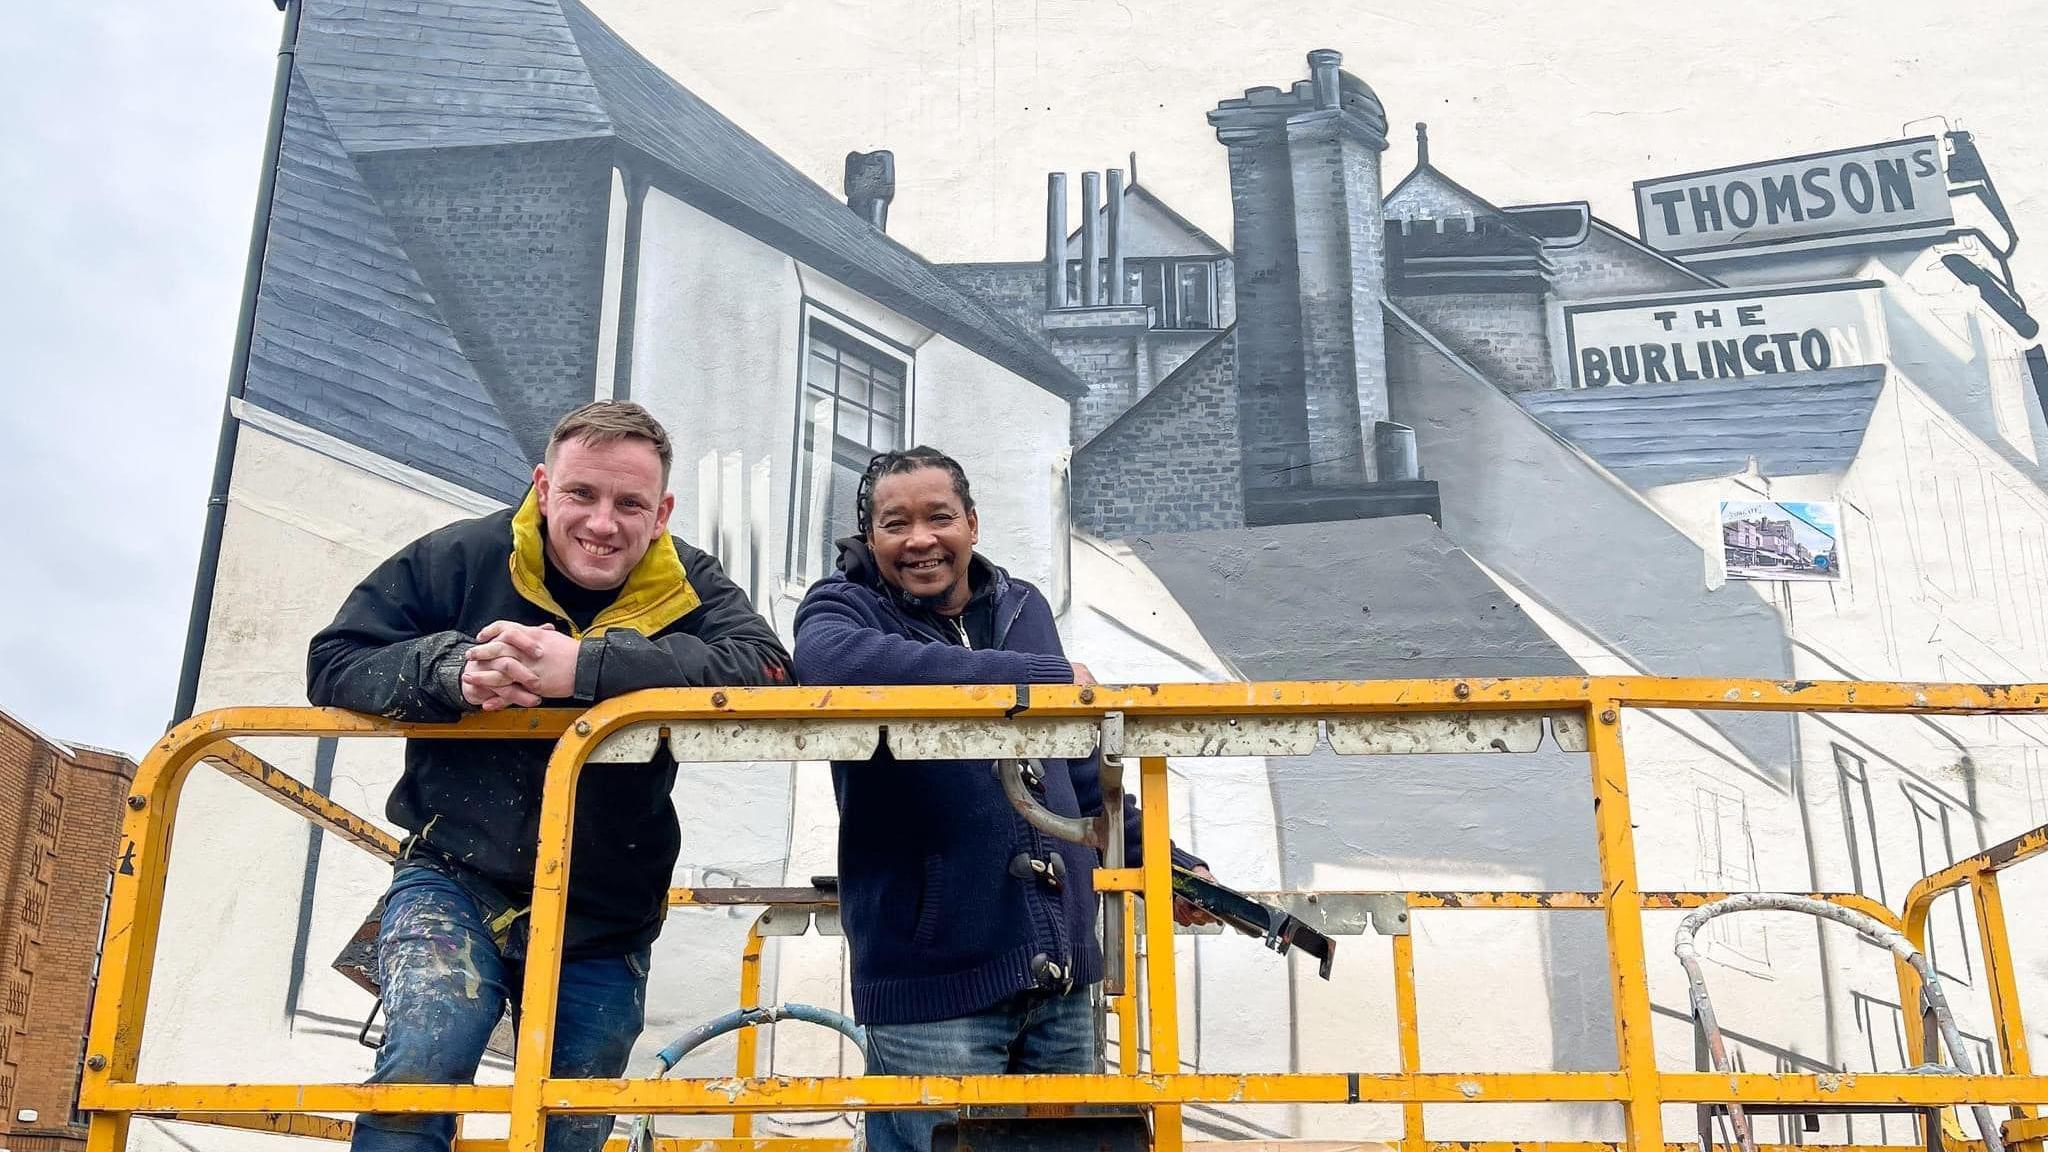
[1174, 865, 1221, 927]
[468, 620, 582, 701]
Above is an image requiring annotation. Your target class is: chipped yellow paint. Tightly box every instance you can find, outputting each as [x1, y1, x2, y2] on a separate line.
[79, 683, 2048, 1152]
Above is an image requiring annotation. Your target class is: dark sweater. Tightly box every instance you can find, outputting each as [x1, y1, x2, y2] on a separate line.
[306, 491, 791, 958]
[792, 540, 1195, 1024]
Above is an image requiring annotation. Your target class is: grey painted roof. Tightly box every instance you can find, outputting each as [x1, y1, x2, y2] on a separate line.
[558, 0, 1082, 398]
[1132, 516, 1579, 680]
[244, 73, 531, 503]
[296, 0, 612, 153]
[1514, 366, 1886, 487]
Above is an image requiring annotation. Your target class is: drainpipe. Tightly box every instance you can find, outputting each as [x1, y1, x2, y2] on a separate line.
[170, 0, 302, 725]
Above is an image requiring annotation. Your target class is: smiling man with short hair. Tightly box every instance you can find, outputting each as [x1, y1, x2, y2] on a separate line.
[308, 400, 790, 1152]
[792, 446, 1211, 1152]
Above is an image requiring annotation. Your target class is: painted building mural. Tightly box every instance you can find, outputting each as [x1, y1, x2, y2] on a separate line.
[161, 1, 2048, 1148]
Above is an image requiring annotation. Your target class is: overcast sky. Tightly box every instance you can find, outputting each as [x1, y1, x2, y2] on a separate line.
[2, 2, 275, 755]
[6, 0, 2044, 756]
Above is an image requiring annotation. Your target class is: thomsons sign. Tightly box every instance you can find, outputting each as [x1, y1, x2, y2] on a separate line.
[1635, 138, 1952, 255]
[1564, 281, 1887, 388]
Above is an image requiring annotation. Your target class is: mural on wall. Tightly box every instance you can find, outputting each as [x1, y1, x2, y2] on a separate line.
[155, 0, 2048, 1147]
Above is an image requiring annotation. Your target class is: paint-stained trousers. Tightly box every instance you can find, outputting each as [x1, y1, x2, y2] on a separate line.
[351, 862, 649, 1152]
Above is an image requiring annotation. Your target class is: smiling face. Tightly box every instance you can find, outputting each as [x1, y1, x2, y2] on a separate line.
[532, 434, 674, 590]
[867, 464, 978, 614]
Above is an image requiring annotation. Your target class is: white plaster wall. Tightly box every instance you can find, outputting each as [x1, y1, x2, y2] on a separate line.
[1635, 361, 2048, 1134]
[911, 334, 1069, 592]
[137, 426, 490, 1152]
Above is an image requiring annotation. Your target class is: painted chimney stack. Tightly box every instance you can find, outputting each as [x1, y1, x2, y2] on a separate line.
[1080, 171, 1103, 306]
[1209, 49, 1392, 488]
[1106, 168, 1127, 304]
[1045, 172, 1068, 309]
[844, 150, 894, 230]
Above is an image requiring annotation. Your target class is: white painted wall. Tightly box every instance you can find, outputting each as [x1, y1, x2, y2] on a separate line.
[140, 425, 489, 1152]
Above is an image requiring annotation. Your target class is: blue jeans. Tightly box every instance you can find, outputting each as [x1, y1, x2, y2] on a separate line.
[351, 863, 649, 1152]
[861, 988, 1098, 1152]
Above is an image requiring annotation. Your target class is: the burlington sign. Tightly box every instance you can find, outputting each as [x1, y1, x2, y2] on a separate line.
[1564, 281, 1887, 388]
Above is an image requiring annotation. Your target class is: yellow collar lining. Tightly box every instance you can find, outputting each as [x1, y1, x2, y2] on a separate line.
[507, 488, 701, 638]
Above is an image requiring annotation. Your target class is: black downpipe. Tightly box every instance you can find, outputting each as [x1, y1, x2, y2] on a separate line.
[170, 0, 303, 726]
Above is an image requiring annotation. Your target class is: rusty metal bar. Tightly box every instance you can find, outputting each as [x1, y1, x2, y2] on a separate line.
[144, 1111, 355, 1140]
[79, 684, 2048, 1152]
[732, 916, 768, 1140]
[1585, 700, 1664, 1152]
[1972, 873, 2033, 1106]
[1394, 931, 1425, 1152]
[1140, 754, 1184, 1152]
[203, 739, 400, 860]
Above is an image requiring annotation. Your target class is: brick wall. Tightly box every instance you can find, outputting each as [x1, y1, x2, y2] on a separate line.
[357, 137, 614, 454]
[0, 718, 134, 1152]
[1073, 331, 1243, 536]
[940, 263, 1052, 339]
[1393, 292, 1554, 393]
[1045, 307, 1149, 443]
[1547, 223, 1716, 301]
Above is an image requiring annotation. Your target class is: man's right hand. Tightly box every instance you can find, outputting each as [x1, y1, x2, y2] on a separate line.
[461, 652, 542, 711]
[1071, 662, 1098, 686]
[460, 621, 553, 710]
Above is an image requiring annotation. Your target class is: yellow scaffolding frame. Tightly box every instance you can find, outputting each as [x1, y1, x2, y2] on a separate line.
[78, 678, 2048, 1152]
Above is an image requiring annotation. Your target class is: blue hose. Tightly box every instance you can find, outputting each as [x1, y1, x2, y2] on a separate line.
[627, 1004, 867, 1152]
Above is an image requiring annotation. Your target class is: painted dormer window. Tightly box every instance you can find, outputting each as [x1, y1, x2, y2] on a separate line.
[787, 313, 912, 582]
[1063, 258, 1219, 329]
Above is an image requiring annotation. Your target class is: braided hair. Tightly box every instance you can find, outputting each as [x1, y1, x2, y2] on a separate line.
[854, 446, 975, 537]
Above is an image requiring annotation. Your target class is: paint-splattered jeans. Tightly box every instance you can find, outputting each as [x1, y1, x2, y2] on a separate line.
[351, 862, 649, 1152]
[860, 987, 1097, 1152]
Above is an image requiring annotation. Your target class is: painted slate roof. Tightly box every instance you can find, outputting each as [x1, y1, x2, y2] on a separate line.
[291, 0, 1080, 403]
[243, 73, 531, 503]
[556, 1, 1082, 398]
[1514, 366, 1886, 487]
[1135, 516, 1579, 680]
[295, 0, 612, 153]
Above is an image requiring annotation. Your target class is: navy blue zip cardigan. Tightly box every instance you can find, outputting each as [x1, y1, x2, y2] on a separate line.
[793, 540, 1195, 1025]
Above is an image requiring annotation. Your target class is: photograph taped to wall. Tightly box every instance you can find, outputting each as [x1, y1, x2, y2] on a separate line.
[1720, 499, 1843, 582]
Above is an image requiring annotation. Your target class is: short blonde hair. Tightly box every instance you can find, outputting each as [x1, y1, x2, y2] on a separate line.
[546, 401, 673, 483]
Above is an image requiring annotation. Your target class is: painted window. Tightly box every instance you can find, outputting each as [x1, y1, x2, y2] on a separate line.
[1850, 992, 1911, 1143]
[1834, 745, 1887, 903]
[1175, 261, 1216, 329]
[1903, 783, 1972, 984]
[1693, 784, 1769, 969]
[787, 316, 909, 583]
[1067, 258, 1220, 329]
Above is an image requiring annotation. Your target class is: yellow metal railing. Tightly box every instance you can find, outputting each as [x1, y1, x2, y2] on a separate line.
[78, 678, 2048, 1152]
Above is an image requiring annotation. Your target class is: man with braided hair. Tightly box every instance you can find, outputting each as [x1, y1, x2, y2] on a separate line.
[792, 446, 1212, 1152]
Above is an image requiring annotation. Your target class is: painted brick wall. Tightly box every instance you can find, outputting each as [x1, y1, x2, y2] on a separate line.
[356, 137, 613, 455]
[1073, 331, 1242, 536]
[1394, 292, 1554, 392]
[1546, 224, 1716, 301]
[940, 263, 1051, 338]
[0, 718, 133, 1152]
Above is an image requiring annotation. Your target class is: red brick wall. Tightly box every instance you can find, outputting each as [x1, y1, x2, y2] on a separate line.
[0, 716, 134, 1152]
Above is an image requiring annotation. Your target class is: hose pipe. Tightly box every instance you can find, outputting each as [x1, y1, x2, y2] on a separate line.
[1674, 893, 2003, 1152]
[626, 1004, 867, 1152]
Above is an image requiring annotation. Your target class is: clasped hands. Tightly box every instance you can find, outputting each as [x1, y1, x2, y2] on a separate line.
[460, 620, 581, 710]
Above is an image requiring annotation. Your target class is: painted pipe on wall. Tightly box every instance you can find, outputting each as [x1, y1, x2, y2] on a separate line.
[1107, 168, 1127, 305]
[171, 0, 302, 725]
[1046, 172, 1068, 310]
[1081, 171, 1103, 307]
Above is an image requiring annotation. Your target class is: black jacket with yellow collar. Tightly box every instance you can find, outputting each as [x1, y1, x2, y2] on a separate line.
[307, 491, 791, 959]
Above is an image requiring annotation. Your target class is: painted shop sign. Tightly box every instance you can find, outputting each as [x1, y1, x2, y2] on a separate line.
[1635, 137, 1952, 255]
[1564, 281, 1886, 388]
